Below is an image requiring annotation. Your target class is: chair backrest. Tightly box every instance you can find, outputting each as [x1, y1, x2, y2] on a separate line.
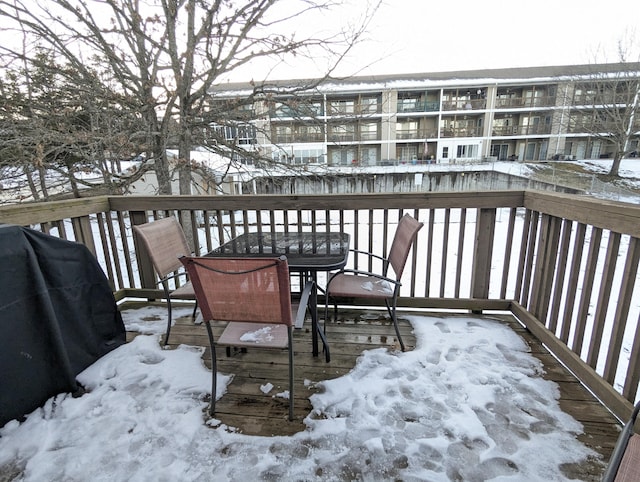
[133, 217, 191, 278]
[387, 214, 424, 280]
[180, 256, 293, 327]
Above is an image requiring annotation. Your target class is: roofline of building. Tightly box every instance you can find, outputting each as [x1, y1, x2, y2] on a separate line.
[211, 62, 640, 94]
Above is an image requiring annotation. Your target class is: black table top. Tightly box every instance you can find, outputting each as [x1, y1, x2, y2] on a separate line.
[207, 231, 350, 271]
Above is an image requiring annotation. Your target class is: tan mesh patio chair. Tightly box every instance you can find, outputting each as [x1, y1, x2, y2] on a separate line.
[325, 213, 423, 352]
[180, 255, 317, 421]
[602, 401, 640, 481]
[133, 216, 196, 345]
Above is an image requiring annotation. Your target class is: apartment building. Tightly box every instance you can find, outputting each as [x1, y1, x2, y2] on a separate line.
[208, 63, 640, 166]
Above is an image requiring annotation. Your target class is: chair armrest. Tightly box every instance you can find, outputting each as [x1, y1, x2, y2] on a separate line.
[294, 280, 316, 329]
[349, 248, 387, 263]
[160, 270, 189, 285]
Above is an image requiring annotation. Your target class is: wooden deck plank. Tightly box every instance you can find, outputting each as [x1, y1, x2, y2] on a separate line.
[123, 304, 621, 480]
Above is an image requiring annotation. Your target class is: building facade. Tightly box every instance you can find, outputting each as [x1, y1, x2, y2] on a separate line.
[209, 63, 640, 166]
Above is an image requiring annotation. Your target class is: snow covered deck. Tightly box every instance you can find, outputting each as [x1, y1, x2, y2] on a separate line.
[119, 302, 619, 481]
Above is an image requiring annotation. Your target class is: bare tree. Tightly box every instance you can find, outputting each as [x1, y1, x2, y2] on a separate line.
[567, 37, 640, 177]
[0, 0, 379, 197]
[0, 47, 150, 202]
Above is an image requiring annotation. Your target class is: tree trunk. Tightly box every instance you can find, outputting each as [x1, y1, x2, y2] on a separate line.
[153, 144, 173, 195]
[23, 165, 40, 201]
[38, 165, 49, 201]
[609, 152, 623, 177]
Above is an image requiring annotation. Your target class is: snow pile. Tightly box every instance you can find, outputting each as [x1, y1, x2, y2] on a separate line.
[0, 308, 600, 481]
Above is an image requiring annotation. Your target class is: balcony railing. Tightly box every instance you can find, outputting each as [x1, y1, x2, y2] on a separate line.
[397, 101, 440, 113]
[492, 125, 553, 136]
[1, 190, 639, 424]
[269, 106, 323, 118]
[395, 128, 438, 140]
[494, 96, 556, 108]
[326, 132, 380, 142]
[270, 132, 325, 143]
[440, 127, 483, 137]
[441, 99, 487, 111]
[326, 103, 382, 116]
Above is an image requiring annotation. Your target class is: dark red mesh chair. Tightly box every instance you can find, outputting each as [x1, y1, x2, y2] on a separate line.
[133, 217, 196, 345]
[180, 255, 317, 421]
[325, 213, 423, 352]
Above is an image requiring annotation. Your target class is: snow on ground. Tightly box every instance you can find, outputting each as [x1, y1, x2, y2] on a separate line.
[0, 306, 601, 481]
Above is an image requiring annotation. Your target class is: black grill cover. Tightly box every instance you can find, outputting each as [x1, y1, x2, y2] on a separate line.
[0, 224, 125, 427]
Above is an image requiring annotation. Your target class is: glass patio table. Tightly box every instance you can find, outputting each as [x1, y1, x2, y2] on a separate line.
[206, 231, 350, 360]
[206, 231, 350, 272]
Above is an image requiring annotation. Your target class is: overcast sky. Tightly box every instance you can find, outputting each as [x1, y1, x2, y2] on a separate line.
[235, 0, 640, 81]
[2, 0, 637, 83]
[376, 0, 637, 70]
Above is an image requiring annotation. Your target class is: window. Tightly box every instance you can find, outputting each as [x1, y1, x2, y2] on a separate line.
[360, 122, 378, 140]
[273, 147, 324, 164]
[400, 98, 417, 111]
[273, 125, 292, 143]
[399, 146, 417, 161]
[359, 147, 378, 164]
[442, 147, 449, 159]
[298, 125, 323, 141]
[329, 99, 355, 114]
[396, 121, 419, 139]
[329, 124, 355, 141]
[329, 148, 358, 166]
[360, 97, 379, 114]
[212, 123, 256, 145]
[456, 144, 478, 158]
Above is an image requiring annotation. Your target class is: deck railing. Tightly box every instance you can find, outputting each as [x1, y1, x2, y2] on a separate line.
[2, 190, 639, 423]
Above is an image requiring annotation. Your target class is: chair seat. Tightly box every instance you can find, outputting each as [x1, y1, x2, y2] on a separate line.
[328, 273, 394, 299]
[219, 322, 290, 349]
[169, 281, 195, 299]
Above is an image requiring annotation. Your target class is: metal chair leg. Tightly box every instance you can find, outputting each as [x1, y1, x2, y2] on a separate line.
[385, 300, 405, 351]
[164, 300, 173, 346]
[204, 320, 217, 417]
[287, 327, 294, 421]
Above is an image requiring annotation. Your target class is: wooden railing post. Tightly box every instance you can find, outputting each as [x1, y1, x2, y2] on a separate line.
[71, 215, 97, 257]
[130, 210, 156, 290]
[529, 214, 562, 323]
[470, 208, 496, 304]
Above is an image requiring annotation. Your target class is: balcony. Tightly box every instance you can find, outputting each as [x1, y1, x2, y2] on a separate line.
[326, 131, 380, 142]
[397, 100, 440, 113]
[442, 99, 487, 111]
[495, 96, 557, 109]
[1, 190, 638, 479]
[326, 102, 382, 117]
[440, 126, 483, 137]
[395, 128, 438, 140]
[493, 124, 553, 136]
[270, 131, 325, 143]
[269, 104, 324, 118]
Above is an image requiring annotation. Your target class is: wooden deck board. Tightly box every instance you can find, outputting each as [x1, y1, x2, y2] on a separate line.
[123, 304, 620, 480]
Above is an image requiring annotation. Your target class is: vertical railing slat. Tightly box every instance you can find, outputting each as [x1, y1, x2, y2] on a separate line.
[573, 227, 602, 355]
[470, 208, 496, 300]
[603, 236, 640, 383]
[455, 208, 467, 298]
[587, 232, 621, 368]
[559, 223, 587, 344]
[548, 219, 573, 333]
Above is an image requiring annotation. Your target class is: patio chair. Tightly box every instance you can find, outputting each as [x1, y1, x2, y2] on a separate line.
[133, 216, 196, 345]
[325, 213, 423, 352]
[180, 255, 317, 421]
[602, 401, 640, 481]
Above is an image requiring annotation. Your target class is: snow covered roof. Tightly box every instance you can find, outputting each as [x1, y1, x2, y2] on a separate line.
[211, 62, 640, 97]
